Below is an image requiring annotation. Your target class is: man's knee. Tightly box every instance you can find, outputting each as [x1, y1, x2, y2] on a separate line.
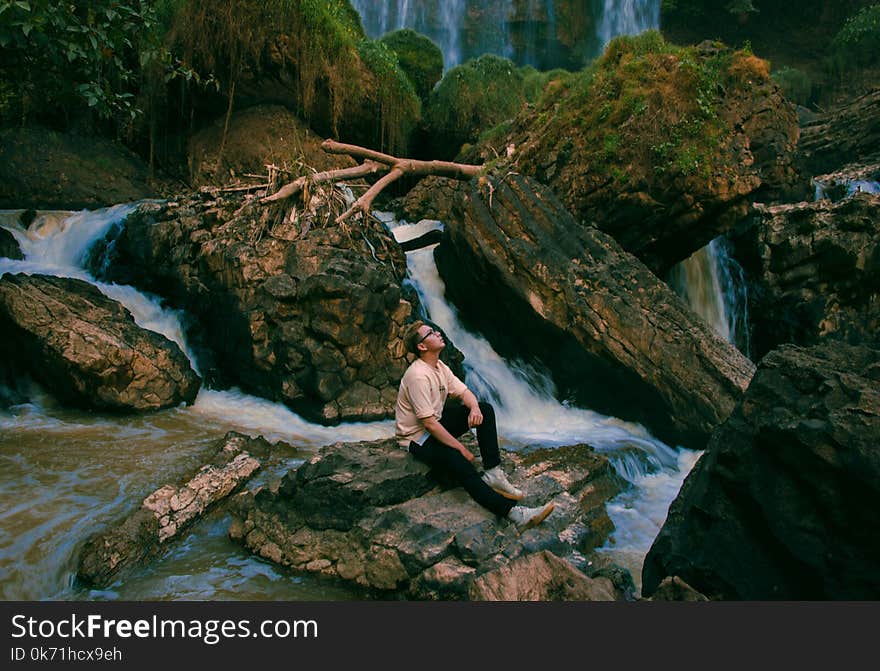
[478, 401, 495, 421]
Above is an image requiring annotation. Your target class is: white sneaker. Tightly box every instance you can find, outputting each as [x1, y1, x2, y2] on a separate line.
[481, 466, 524, 500]
[507, 502, 555, 532]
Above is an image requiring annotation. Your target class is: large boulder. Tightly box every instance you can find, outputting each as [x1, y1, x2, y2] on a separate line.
[88, 192, 414, 424]
[434, 173, 755, 449]
[732, 192, 880, 361]
[0, 126, 156, 210]
[471, 35, 802, 275]
[0, 273, 200, 411]
[229, 435, 628, 599]
[642, 342, 880, 600]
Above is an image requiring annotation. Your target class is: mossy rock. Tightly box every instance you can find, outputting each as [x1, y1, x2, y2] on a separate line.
[379, 29, 444, 103]
[425, 54, 528, 160]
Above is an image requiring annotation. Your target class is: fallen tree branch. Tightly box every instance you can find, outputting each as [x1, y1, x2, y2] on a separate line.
[262, 140, 483, 223]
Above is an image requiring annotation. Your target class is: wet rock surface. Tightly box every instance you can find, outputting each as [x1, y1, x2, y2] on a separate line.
[77, 432, 268, 589]
[0, 227, 23, 260]
[733, 192, 880, 360]
[642, 342, 880, 600]
[0, 273, 200, 412]
[433, 174, 755, 449]
[229, 434, 628, 599]
[798, 88, 880, 176]
[89, 193, 413, 423]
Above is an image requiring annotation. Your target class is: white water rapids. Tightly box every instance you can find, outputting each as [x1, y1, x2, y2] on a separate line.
[0, 204, 699, 599]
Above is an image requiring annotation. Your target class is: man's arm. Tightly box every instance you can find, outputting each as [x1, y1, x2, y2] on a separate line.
[421, 416, 474, 462]
[460, 389, 483, 428]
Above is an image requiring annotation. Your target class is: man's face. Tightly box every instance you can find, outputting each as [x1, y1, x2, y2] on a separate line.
[417, 325, 445, 353]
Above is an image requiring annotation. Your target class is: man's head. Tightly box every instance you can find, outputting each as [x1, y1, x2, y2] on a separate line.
[405, 320, 445, 357]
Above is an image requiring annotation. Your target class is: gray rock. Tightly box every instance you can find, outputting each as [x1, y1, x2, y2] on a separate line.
[0, 273, 200, 411]
[0, 227, 23, 260]
[642, 342, 880, 600]
[77, 432, 267, 589]
[732, 192, 880, 360]
[87, 194, 414, 423]
[469, 550, 621, 601]
[434, 174, 755, 448]
[230, 435, 629, 599]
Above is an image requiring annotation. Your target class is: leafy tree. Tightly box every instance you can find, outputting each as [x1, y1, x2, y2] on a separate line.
[0, 0, 163, 127]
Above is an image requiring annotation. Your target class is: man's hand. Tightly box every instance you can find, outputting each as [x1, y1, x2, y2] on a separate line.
[467, 405, 483, 428]
[459, 446, 475, 462]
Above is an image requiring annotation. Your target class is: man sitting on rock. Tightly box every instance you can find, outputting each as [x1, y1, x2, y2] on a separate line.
[395, 320, 555, 532]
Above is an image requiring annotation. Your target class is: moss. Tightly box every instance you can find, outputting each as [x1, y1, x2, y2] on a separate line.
[425, 54, 528, 159]
[379, 29, 443, 103]
[353, 39, 422, 154]
[499, 30, 761, 185]
[772, 66, 813, 105]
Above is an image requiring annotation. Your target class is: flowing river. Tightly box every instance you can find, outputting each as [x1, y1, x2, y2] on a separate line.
[0, 204, 702, 600]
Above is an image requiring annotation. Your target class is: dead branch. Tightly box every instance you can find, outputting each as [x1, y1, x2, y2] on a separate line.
[262, 139, 483, 223]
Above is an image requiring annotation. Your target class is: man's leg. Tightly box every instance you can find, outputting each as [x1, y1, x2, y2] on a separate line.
[409, 439, 515, 517]
[438, 402, 502, 470]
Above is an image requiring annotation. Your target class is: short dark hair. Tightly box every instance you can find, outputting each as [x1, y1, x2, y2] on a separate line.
[404, 320, 428, 355]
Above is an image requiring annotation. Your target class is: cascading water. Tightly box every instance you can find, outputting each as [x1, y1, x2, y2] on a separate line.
[2, 203, 697, 599]
[350, 0, 470, 67]
[668, 237, 750, 355]
[390, 219, 698, 591]
[596, 0, 661, 51]
[0, 205, 392, 600]
[351, 0, 660, 70]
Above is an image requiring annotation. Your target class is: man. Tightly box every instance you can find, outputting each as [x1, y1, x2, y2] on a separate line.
[395, 320, 555, 531]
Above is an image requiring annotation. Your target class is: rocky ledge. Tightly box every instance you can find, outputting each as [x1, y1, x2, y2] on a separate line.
[642, 341, 880, 600]
[229, 434, 634, 600]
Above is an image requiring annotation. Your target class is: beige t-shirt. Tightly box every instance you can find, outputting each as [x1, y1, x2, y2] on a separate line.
[395, 358, 468, 447]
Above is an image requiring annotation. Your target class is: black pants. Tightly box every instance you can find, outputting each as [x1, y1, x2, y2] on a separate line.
[409, 402, 515, 517]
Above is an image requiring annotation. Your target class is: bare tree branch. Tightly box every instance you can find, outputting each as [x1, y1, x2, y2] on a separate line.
[262, 140, 483, 220]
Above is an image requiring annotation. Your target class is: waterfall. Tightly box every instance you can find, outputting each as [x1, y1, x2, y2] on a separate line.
[351, 0, 469, 67]
[0, 205, 393, 446]
[668, 237, 750, 354]
[596, 0, 661, 50]
[351, 0, 660, 70]
[390, 225, 696, 591]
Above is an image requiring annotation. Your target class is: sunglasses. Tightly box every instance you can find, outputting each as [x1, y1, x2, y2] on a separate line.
[417, 328, 441, 345]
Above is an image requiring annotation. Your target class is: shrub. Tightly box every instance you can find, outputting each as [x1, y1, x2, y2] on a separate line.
[353, 39, 421, 154]
[0, 0, 167, 128]
[379, 28, 443, 103]
[425, 54, 527, 159]
[772, 67, 812, 105]
[829, 4, 880, 72]
[499, 30, 766, 184]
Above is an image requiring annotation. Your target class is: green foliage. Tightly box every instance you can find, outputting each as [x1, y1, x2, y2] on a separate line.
[515, 30, 765, 184]
[355, 38, 421, 154]
[726, 0, 758, 16]
[379, 28, 443, 103]
[772, 66, 812, 105]
[0, 0, 166, 126]
[519, 66, 571, 103]
[829, 4, 880, 72]
[426, 54, 527, 158]
[167, 0, 364, 127]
